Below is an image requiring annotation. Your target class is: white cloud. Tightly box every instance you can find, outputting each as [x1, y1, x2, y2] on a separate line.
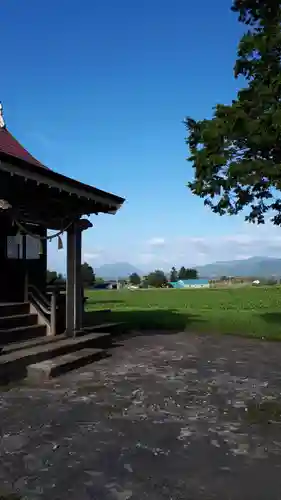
[147, 237, 166, 247]
[173, 228, 281, 267]
[48, 221, 281, 273]
[136, 225, 281, 270]
[84, 252, 102, 260]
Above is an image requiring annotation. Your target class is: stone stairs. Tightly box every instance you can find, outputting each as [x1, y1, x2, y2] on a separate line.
[0, 302, 123, 384]
[0, 302, 46, 344]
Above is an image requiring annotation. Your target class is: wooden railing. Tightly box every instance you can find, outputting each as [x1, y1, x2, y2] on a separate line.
[28, 284, 61, 336]
[47, 284, 67, 335]
[28, 283, 86, 336]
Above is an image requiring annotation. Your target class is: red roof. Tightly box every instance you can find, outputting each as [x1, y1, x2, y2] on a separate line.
[0, 127, 48, 169]
[0, 125, 125, 207]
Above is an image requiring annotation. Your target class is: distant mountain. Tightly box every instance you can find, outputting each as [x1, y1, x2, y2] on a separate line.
[96, 262, 143, 280]
[96, 257, 281, 280]
[197, 256, 281, 278]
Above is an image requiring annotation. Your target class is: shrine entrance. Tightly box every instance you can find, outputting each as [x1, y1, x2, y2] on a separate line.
[0, 104, 125, 336]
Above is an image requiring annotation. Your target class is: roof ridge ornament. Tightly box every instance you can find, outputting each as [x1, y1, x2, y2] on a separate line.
[0, 102, 5, 128]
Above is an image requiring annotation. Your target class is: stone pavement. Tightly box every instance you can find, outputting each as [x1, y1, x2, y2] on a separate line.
[1, 331, 281, 499]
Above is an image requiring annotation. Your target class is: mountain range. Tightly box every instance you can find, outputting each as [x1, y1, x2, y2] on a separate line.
[197, 256, 281, 278]
[96, 257, 281, 279]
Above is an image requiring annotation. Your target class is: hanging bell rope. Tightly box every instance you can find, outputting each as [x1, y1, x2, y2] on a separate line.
[13, 218, 92, 252]
[4, 200, 89, 252]
[13, 219, 74, 242]
[13, 220, 74, 252]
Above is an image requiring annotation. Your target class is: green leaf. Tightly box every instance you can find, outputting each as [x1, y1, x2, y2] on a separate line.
[185, 0, 281, 226]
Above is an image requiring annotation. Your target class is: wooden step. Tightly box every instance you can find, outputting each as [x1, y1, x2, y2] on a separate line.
[1, 327, 118, 355]
[0, 324, 47, 344]
[0, 313, 37, 329]
[1, 333, 66, 354]
[0, 302, 30, 317]
[0, 331, 111, 383]
[27, 348, 104, 381]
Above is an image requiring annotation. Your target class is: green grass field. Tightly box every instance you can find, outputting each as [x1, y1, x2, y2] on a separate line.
[85, 286, 281, 340]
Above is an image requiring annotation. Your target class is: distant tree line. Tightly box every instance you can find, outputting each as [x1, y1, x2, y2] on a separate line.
[47, 262, 200, 291]
[46, 270, 65, 286]
[128, 266, 199, 289]
[129, 270, 167, 288]
[169, 266, 198, 282]
[47, 262, 98, 288]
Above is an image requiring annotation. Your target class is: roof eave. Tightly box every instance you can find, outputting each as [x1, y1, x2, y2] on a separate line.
[0, 154, 125, 213]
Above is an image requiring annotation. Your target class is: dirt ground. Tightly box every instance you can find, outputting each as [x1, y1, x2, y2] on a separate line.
[1, 331, 281, 499]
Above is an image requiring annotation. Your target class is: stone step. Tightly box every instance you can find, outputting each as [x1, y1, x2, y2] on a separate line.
[0, 324, 47, 344]
[1, 333, 66, 354]
[0, 331, 111, 383]
[1, 326, 120, 355]
[0, 313, 38, 330]
[82, 322, 124, 333]
[0, 302, 30, 318]
[27, 348, 104, 381]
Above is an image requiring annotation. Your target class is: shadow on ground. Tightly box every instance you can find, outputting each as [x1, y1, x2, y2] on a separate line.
[85, 298, 125, 305]
[84, 308, 205, 334]
[260, 312, 281, 324]
[0, 492, 22, 499]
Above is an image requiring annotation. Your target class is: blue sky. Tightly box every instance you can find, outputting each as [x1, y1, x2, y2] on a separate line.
[2, 0, 279, 273]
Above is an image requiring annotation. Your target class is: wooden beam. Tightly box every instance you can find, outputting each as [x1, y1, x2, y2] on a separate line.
[0, 160, 124, 210]
[1, 174, 103, 228]
[18, 214, 74, 230]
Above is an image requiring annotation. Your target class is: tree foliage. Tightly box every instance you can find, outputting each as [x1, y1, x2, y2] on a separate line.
[178, 267, 198, 280]
[47, 270, 65, 285]
[169, 266, 178, 282]
[129, 272, 141, 285]
[47, 270, 59, 283]
[95, 277, 105, 285]
[146, 269, 167, 288]
[47, 265, 95, 287]
[81, 262, 95, 287]
[185, 0, 281, 225]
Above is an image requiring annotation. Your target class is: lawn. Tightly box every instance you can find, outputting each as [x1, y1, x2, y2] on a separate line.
[84, 286, 281, 340]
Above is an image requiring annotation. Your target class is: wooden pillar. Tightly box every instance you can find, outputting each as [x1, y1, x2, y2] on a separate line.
[74, 225, 82, 331]
[66, 222, 82, 336]
[66, 225, 75, 336]
[22, 234, 29, 302]
[50, 289, 57, 336]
